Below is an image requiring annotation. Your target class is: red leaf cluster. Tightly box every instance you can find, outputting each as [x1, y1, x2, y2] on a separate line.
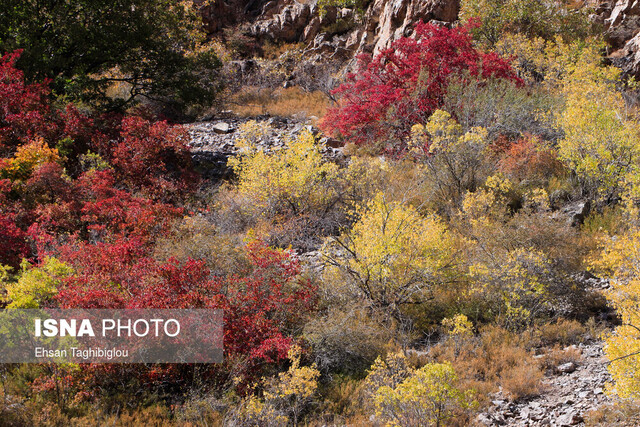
[320, 22, 521, 152]
[0, 51, 198, 266]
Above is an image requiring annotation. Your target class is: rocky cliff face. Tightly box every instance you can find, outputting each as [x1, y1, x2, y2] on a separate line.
[199, 0, 458, 61]
[199, 0, 640, 78]
[593, 0, 640, 77]
[248, 0, 459, 57]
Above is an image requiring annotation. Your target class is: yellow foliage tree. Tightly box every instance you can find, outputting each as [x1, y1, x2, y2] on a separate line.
[264, 345, 320, 425]
[592, 223, 640, 398]
[0, 137, 62, 181]
[494, 34, 590, 87]
[460, 0, 591, 47]
[2, 257, 73, 308]
[460, 175, 561, 329]
[323, 192, 457, 315]
[557, 47, 640, 201]
[365, 352, 476, 427]
[410, 110, 488, 207]
[442, 314, 474, 338]
[229, 122, 339, 217]
[231, 345, 320, 425]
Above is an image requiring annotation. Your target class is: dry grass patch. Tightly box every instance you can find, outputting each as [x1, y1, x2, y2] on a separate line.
[538, 318, 587, 347]
[227, 86, 333, 120]
[429, 325, 545, 405]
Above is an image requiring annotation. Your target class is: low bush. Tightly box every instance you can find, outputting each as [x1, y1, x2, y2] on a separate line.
[429, 325, 545, 404]
[303, 305, 397, 374]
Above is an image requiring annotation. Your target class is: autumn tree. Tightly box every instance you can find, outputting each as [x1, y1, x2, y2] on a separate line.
[458, 174, 586, 328]
[2, 257, 73, 308]
[365, 352, 476, 426]
[48, 238, 316, 372]
[0, 53, 201, 261]
[229, 123, 340, 217]
[320, 21, 520, 152]
[0, 211, 29, 268]
[108, 116, 198, 201]
[410, 109, 489, 207]
[323, 192, 457, 317]
[591, 204, 640, 398]
[557, 47, 640, 202]
[232, 345, 320, 425]
[227, 121, 348, 249]
[0, 51, 59, 149]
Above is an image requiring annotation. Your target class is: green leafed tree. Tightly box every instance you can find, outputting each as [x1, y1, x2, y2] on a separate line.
[460, 0, 592, 47]
[0, 0, 222, 116]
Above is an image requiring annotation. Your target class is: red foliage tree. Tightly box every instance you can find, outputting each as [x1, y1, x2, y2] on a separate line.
[219, 240, 317, 364]
[0, 211, 29, 267]
[0, 178, 30, 266]
[109, 116, 198, 201]
[75, 169, 183, 242]
[0, 51, 199, 263]
[320, 21, 521, 151]
[0, 50, 58, 149]
[54, 239, 316, 368]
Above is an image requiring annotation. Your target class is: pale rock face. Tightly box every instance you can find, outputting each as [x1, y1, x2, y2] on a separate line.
[197, 0, 640, 77]
[367, 0, 459, 54]
[595, 0, 640, 77]
[246, 0, 459, 57]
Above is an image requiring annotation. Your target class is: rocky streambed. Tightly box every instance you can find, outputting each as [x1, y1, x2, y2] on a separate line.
[186, 115, 345, 181]
[478, 341, 613, 426]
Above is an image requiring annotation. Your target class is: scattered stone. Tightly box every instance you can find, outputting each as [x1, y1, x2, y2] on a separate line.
[187, 115, 347, 181]
[563, 200, 591, 227]
[557, 362, 577, 374]
[557, 411, 583, 426]
[476, 342, 612, 426]
[211, 122, 233, 134]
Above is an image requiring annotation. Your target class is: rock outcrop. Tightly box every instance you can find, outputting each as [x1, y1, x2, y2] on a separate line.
[197, 0, 640, 78]
[194, 0, 271, 33]
[593, 0, 640, 78]
[247, 0, 459, 57]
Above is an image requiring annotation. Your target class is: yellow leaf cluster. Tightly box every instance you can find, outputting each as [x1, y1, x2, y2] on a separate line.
[461, 174, 512, 224]
[410, 110, 488, 205]
[325, 192, 456, 309]
[233, 345, 320, 425]
[471, 247, 554, 329]
[442, 314, 474, 338]
[265, 345, 320, 403]
[461, 176, 558, 329]
[366, 352, 476, 426]
[229, 123, 339, 216]
[592, 229, 640, 398]
[495, 34, 591, 87]
[1, 137, 62, 181]
[3, 257, 74, 308]
[557, 46, 640, 200]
